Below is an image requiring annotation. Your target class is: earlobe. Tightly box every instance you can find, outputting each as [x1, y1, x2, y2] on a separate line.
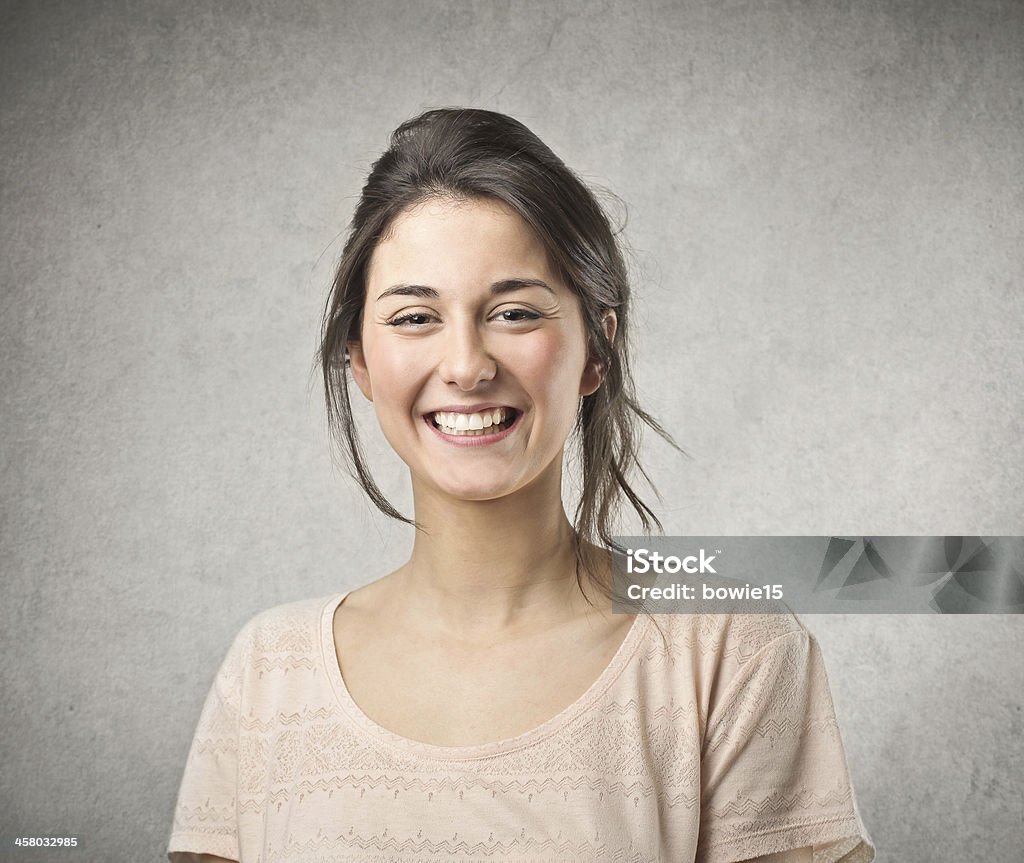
[347, 343, 373, 401]
[579, 358, 603, 397]
[578, 311, 618, 397]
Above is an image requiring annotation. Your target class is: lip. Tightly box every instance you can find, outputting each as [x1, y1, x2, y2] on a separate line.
[425, 403, 516, 414]
[422, 408, 523, 447]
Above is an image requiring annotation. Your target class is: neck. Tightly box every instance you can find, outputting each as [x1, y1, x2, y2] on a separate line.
[392, 466, 603, 635]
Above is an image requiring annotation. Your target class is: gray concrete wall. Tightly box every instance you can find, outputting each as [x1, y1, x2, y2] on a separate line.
[1, 0, 1021, 859]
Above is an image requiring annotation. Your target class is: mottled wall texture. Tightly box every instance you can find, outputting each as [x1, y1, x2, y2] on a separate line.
[1, 0, 1021, 859]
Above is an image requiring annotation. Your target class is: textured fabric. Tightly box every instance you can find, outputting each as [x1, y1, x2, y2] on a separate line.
[168, 593, 874, 863]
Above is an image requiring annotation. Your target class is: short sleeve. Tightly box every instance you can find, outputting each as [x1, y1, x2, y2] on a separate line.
[697, 628, 875, 863]
[167, 622, 252, 861]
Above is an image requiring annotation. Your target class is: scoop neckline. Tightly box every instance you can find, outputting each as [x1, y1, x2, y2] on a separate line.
[319, 590, 647, 762]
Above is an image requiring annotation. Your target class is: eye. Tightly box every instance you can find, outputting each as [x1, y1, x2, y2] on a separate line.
[386, 312, 436, 327]
[492, 308, 542, 323]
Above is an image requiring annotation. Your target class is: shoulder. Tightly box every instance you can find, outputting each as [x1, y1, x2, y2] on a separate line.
[640, 607, 810, 664]
[634, 610, 814, 717]
[244, 593, 337, 633]
[226, 594, 341, 664]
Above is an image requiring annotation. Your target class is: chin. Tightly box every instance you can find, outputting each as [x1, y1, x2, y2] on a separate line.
[412, 456, 561, 505]
[434, 480, 519, 503]
[414, 465, 529, 503]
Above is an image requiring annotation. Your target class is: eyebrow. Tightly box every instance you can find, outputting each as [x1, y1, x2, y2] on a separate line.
[375, 278, 554, 302]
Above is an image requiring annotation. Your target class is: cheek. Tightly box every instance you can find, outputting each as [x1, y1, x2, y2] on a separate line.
[364, 343, 426, 414]
[518, 330, 588, 411]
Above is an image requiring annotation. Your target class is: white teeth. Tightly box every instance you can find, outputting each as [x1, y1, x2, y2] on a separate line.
[432, 408, 513, 435]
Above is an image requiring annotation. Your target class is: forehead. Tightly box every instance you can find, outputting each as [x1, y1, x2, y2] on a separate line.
[367, 197, 559, 291]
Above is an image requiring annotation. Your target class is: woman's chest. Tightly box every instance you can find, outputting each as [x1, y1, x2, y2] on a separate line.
[233, 609, 705, 862]
[333, 612, 638, 748]
[236, 698, 702, 863]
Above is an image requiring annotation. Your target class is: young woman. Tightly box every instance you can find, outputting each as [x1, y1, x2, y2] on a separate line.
[168, 109, 874, 863]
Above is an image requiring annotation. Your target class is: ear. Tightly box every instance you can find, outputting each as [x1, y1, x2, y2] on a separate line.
[347, 342, 373, 401]
[579, 311, 618, 397]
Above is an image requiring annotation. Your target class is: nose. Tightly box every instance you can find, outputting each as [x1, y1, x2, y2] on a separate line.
[437, 319, 497, 391]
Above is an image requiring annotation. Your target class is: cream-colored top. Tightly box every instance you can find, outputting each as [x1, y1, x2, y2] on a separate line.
[168, 593, 874, 863]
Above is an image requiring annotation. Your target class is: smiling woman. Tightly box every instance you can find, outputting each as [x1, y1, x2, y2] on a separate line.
[166, 109, 874, 863]
[350, 197, 604, 505]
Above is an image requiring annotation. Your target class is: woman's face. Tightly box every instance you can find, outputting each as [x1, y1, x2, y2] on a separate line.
[348, 196, 607, 504]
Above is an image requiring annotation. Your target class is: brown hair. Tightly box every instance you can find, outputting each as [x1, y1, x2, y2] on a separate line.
[319, 108, 677, 594]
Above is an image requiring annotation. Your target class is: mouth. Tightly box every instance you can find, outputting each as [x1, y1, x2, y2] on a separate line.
[426, 406, 520, 437]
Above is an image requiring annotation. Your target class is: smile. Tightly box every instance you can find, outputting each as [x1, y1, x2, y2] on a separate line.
[429, 407, 518, 436]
